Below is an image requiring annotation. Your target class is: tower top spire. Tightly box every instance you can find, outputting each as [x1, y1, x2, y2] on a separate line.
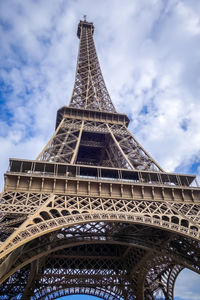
[77, 18, 94, 38]
[72, 19, 116, 113]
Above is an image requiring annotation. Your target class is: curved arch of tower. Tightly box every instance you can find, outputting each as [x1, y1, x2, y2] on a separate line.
[0, 19, 200, 300]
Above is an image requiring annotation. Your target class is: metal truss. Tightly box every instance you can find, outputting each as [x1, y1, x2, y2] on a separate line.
[69, 20, 116, 112]
[0, 221, 199, 299]
[37, 118, 163, 171]
[0, 19, 200, 299]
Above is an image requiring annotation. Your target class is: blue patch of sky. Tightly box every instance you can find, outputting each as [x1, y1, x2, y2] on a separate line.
[148, 13, 162, 40]
[175, 161, 200, 175]
[0, 79, 13, 97]
[140, 104, 148, 115]
[10, 44, 29, 66]
[187, 162, 199, 174]
[0, 77, 36, 140]
[16, 86, 34, 100]
[139, 93, 157, 116]
[0, 80, 14, 126]
[180, 118, 189, 131]
[37, 34, 52, 48]
[0, 18, 13, 31]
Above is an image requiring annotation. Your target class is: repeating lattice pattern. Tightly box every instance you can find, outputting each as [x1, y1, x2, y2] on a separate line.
[1, 222, 199, 299]
[107, 123, 162, 171]
[69, 21, 116, 112]
[38, 118, 83, 163]
[38, 118, 163, 171]
[1, 192, 200, 263]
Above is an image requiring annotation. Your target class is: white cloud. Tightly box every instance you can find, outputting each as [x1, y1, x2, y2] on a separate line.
[0, 0, 200, 298]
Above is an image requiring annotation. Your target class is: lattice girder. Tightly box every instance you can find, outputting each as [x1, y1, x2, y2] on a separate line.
[70, 20, 116, 112]
[37, 115, 163, 171]
[0, 222, 199, 300]
[135, 256, 183, 300]
[1, 185, 200, 262]
[1, 223, 199, 285]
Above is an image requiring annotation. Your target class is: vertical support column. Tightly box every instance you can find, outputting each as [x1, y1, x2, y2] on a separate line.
[106, 124, 134, 169]
[36, 118, 65, 161]
[21, 261, 38, 300]
[70, 120, 84, 164]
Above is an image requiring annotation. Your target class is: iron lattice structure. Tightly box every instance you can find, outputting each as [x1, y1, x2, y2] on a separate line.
[0, 19, 200, 300]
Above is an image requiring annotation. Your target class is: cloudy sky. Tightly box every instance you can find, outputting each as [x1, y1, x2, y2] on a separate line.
[0, 0, 200, 299]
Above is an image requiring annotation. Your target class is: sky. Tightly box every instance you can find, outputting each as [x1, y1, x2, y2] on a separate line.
[0, 0, 200, 299]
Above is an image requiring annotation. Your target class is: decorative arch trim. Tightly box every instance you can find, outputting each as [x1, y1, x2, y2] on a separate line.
[0, 210, 199, 261]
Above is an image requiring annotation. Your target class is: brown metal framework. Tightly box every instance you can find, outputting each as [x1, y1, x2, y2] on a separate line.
[0, 19, 200, 300]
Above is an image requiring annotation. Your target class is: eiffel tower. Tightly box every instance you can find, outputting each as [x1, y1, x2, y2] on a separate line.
[0, 18, 200, 300]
